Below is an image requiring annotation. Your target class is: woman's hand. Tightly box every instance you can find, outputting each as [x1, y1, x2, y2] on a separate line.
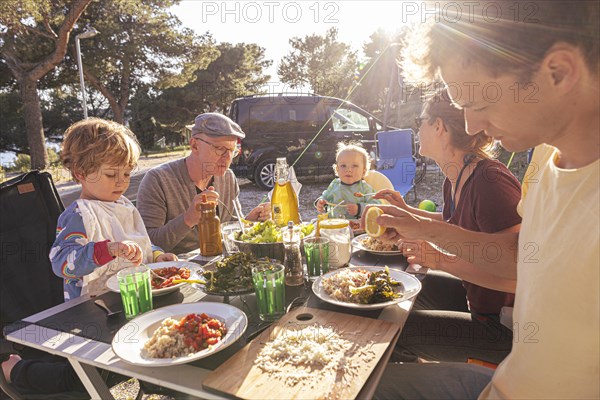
[373, 189, 407, 209]
[361, 204, 432, 244]
[315, 198, 327, 213]
[108, 240, 143, 265]
[247, 202, 271, 221]
[184, 186, 219, 227]
[155, 252, 178, 262]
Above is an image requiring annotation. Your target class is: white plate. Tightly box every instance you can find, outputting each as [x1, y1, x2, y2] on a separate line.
[112, 302, 248, 366]
[352, 233, 403, 256]
[312, 266, 422, 310]
[106, 261, 200, 297]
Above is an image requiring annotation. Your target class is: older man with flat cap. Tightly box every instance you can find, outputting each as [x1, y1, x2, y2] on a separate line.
[137, 113, 270, 255]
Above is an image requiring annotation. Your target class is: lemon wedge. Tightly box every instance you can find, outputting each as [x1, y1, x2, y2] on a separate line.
[365, 207, 385, 238]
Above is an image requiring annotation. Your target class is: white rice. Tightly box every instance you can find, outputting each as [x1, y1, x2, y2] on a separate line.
[321, 269, 369, 302]
[142, 318, 196, 359]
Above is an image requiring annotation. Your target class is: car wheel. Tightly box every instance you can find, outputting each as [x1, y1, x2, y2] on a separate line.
[254, 159, 276, 190]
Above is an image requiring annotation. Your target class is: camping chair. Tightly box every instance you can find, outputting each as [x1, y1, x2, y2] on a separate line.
[0, 171, 87, 399]
[375, 129, 417, 197]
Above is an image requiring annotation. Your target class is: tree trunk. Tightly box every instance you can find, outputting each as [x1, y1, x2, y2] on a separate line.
[20, 78, 48, 170]
[113, 105, 125, 124]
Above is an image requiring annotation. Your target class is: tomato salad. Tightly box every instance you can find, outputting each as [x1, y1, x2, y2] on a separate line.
[151, 266, 191, 289]
[177, 313, 227, 351]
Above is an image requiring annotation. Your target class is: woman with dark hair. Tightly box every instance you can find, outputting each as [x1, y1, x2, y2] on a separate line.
[374, 88, 521, 364]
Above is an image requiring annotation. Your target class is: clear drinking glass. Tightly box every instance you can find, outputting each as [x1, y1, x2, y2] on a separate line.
[221, 221, 241, 254]
[252, 263, 286, 322]
[304, 237, 330, 280]
[117, 266, 153, 319]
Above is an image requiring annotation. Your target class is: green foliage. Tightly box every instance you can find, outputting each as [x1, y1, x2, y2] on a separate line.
[351, 28, 423, 129]
[0, 88, 82, 153]
[129, 42, 271, 137]
[1, 0, 94, 169]
[73, 0, 220, 122]
[278, 28, 357, 98]
[11, 154, 31, 172]
[0, 91, 27, 153]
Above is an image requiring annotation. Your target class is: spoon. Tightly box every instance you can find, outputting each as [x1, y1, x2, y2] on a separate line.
[94, 299, 122, 317]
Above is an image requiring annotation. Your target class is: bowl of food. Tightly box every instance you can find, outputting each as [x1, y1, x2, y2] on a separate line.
[230, 220, 315, 263]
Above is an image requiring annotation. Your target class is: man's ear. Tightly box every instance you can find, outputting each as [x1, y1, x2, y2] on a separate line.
[434, 118, 445, 134]
[190, 137, 199, 153]
[541, 46, 581, 92]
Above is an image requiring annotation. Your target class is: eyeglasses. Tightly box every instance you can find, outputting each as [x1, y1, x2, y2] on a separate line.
[193, 136, 240, 157]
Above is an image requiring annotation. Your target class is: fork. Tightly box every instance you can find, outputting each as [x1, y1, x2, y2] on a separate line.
[353, 192, 377, 198]
[216, 198, 247, 234]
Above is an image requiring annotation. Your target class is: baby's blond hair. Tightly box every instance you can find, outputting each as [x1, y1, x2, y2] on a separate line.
[61, 118, 141, 182]
[333, 142, 371, 178]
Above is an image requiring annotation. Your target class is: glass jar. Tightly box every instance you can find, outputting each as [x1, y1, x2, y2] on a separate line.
[282, 222, 303, 286]
[318, 219, 352, 269]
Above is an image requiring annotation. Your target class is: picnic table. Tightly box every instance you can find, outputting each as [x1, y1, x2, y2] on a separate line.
[5, 249, 426, 399]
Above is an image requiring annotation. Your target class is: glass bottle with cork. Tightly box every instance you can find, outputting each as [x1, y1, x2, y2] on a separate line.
[271, 157, 300, 226]
[197, 194, 223, 256]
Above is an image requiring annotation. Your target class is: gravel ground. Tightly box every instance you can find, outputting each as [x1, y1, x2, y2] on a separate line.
[237, 164, 445, 220]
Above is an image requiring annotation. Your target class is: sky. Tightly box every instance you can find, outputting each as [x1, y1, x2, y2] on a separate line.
[2, 1, 420, 167]
[171, 1, 418, 83]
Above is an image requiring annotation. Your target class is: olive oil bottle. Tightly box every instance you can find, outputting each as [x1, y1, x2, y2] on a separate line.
[271, 158, 300, 226]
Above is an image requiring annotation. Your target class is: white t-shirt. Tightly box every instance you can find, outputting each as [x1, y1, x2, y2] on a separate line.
[480, 145, 599, 399]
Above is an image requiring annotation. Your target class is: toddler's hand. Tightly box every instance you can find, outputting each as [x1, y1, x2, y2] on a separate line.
[156, 252, 178, 262]
[346, 203, 359, 217]
[316, 199, 327, 213]
[108, 240, 143, 265]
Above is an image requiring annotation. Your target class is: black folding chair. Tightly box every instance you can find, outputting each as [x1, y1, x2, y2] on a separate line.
[0, 171, 87, 399]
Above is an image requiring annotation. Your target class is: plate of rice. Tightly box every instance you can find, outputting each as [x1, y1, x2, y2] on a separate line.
[112, 302, 248, 366]
[312, 266, 421, 310]
[351, 234, 403, 256]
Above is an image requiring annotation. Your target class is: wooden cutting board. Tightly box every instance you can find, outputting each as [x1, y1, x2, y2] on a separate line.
[203, 307, 401, 400]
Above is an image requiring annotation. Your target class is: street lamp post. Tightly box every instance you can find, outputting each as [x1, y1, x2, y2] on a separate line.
[75, 27, 99, 119]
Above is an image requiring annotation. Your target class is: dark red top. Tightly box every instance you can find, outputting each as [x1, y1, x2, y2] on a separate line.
[442, 159, 521, 315]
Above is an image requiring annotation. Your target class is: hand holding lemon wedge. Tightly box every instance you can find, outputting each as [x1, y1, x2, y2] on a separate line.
[364, 206, 385, 238]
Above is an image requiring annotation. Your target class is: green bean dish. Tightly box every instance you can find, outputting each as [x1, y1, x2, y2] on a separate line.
[201, 253, 276, 294]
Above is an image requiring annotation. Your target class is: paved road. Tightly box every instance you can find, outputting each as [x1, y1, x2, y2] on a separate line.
[58, 171, 147, 207]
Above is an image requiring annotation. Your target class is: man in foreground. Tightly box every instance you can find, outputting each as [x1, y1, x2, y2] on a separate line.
[372, 1, 599, 398]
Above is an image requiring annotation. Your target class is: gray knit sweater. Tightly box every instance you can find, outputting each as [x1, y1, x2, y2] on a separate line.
[136, 158, 241, 255]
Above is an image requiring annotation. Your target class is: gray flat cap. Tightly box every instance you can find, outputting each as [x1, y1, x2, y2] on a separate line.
[190, 113, 245, 139]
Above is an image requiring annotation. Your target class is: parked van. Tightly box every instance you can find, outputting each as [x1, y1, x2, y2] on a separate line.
[228, 93, 386, 189]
